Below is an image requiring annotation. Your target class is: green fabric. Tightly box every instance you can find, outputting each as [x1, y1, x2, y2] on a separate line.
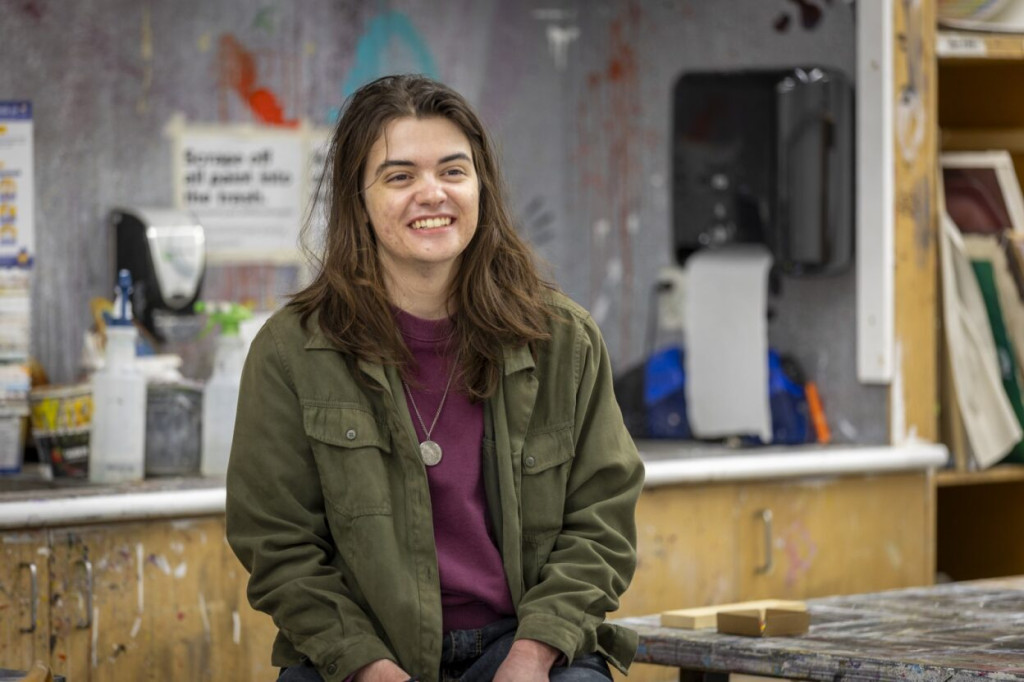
[225, 291, 645, 681]
[971, 260, 1024, 464]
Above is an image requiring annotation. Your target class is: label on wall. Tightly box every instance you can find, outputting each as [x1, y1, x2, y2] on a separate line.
[171, 120, 305, 261]
[0, 101, 34, 269]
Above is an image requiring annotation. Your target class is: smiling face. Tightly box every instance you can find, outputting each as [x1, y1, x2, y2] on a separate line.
[362, 115, 480, 294]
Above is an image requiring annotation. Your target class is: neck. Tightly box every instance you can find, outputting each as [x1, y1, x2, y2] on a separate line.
[385, 266, 455, 320]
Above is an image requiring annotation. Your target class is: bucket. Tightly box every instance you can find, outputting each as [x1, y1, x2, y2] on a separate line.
[28, 384, 93, 478]
[145, 381, 202, 476]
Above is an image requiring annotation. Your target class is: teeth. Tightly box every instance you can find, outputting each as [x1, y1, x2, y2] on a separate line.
[411, 217, 452, 229]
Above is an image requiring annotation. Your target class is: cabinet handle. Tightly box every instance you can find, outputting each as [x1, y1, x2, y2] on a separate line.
[18, 562, 38, 634]
[755, 508, 774, 574]
[74, 558, 94, 629]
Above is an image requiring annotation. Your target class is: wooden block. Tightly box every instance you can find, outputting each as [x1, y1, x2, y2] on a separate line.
[660, 599, 807, 630]
[717, 607, 811, 637]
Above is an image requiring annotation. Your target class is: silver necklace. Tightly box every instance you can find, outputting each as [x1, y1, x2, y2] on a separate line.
[402, 363, 457, 466]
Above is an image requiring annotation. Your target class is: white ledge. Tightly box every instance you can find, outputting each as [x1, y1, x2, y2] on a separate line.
[0, 444, 950, 527]
[0, 488, 226, 529]
[640, 442, 949, 487]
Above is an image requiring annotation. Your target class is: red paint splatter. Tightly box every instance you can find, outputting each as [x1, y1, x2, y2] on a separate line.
[177, 611, 186, 621]
[574, 1, 646, 360]
[217, 34, 297, 127]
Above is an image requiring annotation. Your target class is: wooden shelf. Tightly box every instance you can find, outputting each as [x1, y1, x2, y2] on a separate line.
[938, 30, 1024, 60]
[936, 463, 1024, 487]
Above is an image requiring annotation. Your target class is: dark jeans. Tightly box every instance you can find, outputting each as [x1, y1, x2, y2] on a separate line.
[278, 618, 612, 681]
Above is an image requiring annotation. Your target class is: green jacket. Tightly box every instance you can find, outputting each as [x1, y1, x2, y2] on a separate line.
[225, 291, 644, 681]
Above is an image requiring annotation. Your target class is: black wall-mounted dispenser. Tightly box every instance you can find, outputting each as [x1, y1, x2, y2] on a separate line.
[672, 67, 853, 275]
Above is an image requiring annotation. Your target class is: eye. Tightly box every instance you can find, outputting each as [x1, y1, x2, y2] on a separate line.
[385, 172, 413, 183]
[442, 167, 468, 178]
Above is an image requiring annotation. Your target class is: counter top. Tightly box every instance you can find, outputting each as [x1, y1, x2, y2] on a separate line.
[638, 440, 948, 487]
[0, 475, 225, 529]
[617, 576, 1024, 680]
[0, 441, 948, 529]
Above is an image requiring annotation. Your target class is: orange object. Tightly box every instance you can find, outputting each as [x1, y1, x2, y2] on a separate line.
[805, 382, 831, 444]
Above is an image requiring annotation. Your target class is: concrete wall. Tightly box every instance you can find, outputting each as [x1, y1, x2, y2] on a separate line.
[0, 0, 886, 442]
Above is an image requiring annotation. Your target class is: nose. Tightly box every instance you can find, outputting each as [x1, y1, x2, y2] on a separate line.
[415, 177, 446, 205]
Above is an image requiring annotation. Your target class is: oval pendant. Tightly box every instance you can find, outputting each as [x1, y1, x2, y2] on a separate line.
[419, 440, 443, 466]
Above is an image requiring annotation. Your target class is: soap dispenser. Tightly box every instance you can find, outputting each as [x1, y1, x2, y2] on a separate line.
[89, 269, 147, 483]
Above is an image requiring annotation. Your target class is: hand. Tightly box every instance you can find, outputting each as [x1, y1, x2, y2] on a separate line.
[351, 658, 412, 682]
[493, 639, 561, 682]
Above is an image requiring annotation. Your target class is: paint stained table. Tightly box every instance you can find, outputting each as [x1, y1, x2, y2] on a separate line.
[616, 577, 1024, 680]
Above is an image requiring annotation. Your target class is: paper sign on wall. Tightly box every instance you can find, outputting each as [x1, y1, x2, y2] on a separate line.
[171, 122, 304, 260]
[0, 101, 34, 269]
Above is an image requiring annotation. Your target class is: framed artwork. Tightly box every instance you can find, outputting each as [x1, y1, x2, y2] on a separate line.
[941, 150, 1024, 235]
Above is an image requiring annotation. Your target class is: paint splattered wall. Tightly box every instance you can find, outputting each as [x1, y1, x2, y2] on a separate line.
[0, 0, 885, 442]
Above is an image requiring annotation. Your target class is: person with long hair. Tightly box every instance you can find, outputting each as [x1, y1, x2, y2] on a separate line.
[226, 74, 643, 682]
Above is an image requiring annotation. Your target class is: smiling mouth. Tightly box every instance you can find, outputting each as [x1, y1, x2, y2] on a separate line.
[410, 217, 453, 230]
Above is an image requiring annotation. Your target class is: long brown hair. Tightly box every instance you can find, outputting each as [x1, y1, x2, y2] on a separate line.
[291, 74, 553, 400]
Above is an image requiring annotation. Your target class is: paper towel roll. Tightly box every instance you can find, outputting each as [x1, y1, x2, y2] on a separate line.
[684, 244, 773, 442]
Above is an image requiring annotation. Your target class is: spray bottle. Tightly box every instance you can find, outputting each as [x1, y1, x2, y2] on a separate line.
[196, 301, 252, 477]
[89, 269, 147, 483]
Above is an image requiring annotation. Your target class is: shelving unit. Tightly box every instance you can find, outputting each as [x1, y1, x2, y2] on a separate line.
[934, 22, 1024, 581]
[937, 30, 1024, 60]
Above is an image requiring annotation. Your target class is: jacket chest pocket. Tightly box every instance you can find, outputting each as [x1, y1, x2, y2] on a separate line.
[520, 424, 574, 540]
[303, 403, 393, 519]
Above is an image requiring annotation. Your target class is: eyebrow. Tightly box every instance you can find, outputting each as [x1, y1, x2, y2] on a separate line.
[373, 152, 472, 177]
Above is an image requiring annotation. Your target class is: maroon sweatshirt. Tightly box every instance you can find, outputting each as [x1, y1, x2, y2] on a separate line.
[396, 310, 515, 633]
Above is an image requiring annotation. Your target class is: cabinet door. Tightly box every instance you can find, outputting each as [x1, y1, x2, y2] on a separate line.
[47, 517, 278, 682]
[615, 483, 744, 682]
[0, 530, 51, 671]
[735, 471, 933, 599]
[618, 481, 743, 619]
[50, 521, 153, 681]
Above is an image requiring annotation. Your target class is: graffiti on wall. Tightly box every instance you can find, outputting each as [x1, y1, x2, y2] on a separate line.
[333, 10, 438, 121]
[773, 0, 834, 32]
[217, 33, 298, 127]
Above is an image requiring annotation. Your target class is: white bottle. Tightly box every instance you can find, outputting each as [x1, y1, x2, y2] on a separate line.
[90, 270, 147, 483]
[201, 324, 246, 477]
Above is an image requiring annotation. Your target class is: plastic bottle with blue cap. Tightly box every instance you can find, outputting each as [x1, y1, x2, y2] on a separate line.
[89, 269, 148, 483]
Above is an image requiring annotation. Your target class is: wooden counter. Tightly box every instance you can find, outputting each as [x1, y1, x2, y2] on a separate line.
[0, 443, 946, 680]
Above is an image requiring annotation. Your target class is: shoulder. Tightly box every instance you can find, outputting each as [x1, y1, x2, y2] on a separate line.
[540, 289, 602, 339]
[248, 304, 318, 359]
[541, 289, 592, 324]
[535, 290, 608, 374]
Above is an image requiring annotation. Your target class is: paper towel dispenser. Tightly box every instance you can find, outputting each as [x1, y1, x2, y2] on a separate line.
[672, 67, 853, 275]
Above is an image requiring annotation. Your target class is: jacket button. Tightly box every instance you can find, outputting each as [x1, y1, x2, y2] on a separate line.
[525, 456, 536, 467]
[345, 429, 357, 440]
[326, 663, 338, 675]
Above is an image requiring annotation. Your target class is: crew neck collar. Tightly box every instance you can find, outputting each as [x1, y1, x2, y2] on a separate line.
[394, 307, 454, 342]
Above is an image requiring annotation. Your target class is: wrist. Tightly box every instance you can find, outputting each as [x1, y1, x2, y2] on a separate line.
[351, 659, 411, 682]
[508, 638, 561, 668]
